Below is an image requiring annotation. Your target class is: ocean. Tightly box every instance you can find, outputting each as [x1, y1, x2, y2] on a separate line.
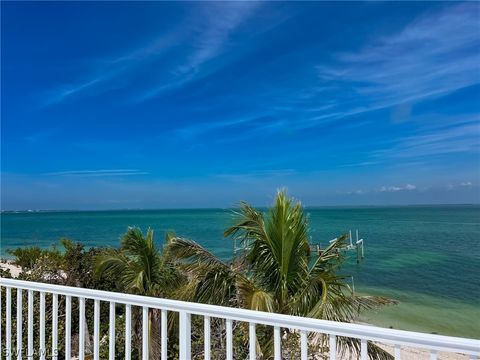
[1, 206, 479, 338]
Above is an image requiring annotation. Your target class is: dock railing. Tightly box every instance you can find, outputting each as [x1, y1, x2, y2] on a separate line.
[0, 278, 479, 359]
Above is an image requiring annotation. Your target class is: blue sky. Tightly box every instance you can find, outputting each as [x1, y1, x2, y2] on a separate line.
[1, 1, 479, 209]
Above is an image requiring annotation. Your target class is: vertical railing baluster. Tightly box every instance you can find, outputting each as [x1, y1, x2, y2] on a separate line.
[249, 323, 256, 360]
[430, 350, 437, 360]
[395, 344, 401, 359]
[65, 295, 72, 360]
[16, 289, 22, 360]
[142, 307, 148, 360]
[40, 292, 46, 360]
[274, 326, 281, 360]
[300, 330, 307, 360]
[79, 297, 85, 360]
[93, 300, 100, 360]
[125, 304, 131, 360]
[329, 334, 336, 360]
[360, 339, 368, 360]
[6, 287, 11, 360]
[161, 309, 168, 360]
[109, 302, 115, 360]
[203, 316, 210, 360]
[52, 294, 58, 360]
[226, 319, 233, 360]
[27, 290, 33, 358]
[179, 311, 191, 360]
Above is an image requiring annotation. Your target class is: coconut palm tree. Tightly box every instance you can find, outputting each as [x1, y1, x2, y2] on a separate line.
[167, 190, 393, 359]
[95, 227, 185, 358]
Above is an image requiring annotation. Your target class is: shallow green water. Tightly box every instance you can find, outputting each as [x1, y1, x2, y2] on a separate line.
[1, 206, 479, 338]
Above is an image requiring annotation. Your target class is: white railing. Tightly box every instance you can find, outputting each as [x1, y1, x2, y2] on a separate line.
[0, 278, 479, 359]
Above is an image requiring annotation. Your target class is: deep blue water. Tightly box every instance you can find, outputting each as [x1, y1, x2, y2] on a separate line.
[1, 206, 479, 338]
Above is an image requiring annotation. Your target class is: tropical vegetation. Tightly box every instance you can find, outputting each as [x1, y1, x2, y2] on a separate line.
[95, 227, 185, 358]
[1, 190, 395, 359]
[166, 190, 393, 359]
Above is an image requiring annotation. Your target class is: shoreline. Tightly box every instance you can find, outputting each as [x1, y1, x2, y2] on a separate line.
[0, 260, 472, 359]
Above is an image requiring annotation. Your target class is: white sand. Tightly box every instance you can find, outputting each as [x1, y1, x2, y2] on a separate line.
[324, 342, 470, 359]
[0, 260, 21, 277]
[379, 343, 470, 360]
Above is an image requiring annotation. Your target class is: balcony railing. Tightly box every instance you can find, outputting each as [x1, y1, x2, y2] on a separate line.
[0, 278, 479, 359]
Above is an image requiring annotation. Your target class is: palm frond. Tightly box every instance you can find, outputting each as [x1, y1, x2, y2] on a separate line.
[166, 236, 240, 306]
[166, 236, 230, 272]
[225, 190, 311, 311]
[223, 202, 266, 240]
[287, 272, 328, 317]
[309, 233, 349, 276]
[94, 249, 128, 278]
[236, 276, 276, 312]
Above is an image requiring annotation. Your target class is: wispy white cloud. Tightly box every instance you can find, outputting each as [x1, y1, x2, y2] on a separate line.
[44, 169, 148, 177]
[44, 2, 262, 106]
[340, 183, 418, 195]
[339, 161, 378, 168]
[213, 169, 297, 183]
[181, 3, 259, 75]
[171, 112, 272, 140]
[138, 2, 260, 101]
[185, 2, 478, 139]
[448, 181, 476, 190]
[43, 30, 181, 106]
[379, 184, 416, 192]
[373, 118, 480, 160]
[316, 3, 480, 118]
[339, 189, 366, 196]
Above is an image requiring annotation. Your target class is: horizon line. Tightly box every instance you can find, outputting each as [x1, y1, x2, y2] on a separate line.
[2, 203, 479, 213]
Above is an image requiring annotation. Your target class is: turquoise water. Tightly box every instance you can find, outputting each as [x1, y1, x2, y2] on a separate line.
[1, 206, 479, 338]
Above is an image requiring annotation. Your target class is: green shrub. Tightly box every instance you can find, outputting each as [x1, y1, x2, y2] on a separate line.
[7, 246, 44, 270]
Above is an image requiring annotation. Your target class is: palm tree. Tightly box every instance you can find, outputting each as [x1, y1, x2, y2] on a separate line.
[167, 190, 394, 359]
[95, 227, 184, 358]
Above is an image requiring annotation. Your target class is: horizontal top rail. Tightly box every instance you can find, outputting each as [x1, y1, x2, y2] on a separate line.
[1, 277, 479, 356]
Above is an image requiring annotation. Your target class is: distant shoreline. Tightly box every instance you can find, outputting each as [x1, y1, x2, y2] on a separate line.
[2, 203, 479, 214]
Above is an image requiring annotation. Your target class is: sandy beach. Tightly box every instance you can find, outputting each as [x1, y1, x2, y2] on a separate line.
[377, 344, 469, 360]
[0, 259, 21, 277]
